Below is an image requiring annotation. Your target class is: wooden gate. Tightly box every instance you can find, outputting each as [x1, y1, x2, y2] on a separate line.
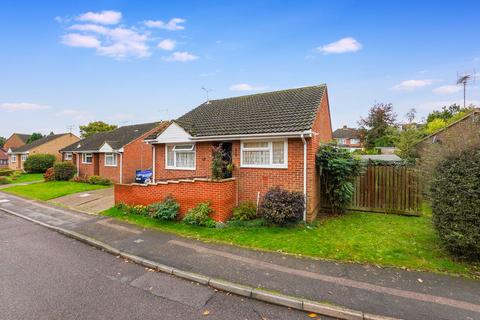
[348, 164, 422, 215]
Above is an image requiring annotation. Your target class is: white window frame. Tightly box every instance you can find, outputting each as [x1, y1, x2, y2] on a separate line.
[104, 153, 118, 167]
[165, 144, 196, 170]
[350, 138, 360, 144]
[240, 139, 288, 169]
[337, 138, 347, 145]
[64, 152, 73, 161]
[21, 155, 27, 161]
[11, 155, 16, 163]
[82, 153, 93, 164]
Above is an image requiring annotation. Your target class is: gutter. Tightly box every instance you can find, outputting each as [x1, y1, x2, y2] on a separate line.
[300, 132, 308, 222]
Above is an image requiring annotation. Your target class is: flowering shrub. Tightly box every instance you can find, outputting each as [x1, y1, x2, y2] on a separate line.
[43, 168, 55, 182]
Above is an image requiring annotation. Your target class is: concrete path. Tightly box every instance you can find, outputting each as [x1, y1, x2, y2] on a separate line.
[1, 191, 479, 320]
[1, 213, 314, 320]
[48, 187, 114, 214]
[0, 179, 43, 189]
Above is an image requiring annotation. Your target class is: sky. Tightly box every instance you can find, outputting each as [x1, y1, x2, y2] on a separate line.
[0, 0, 479, 137]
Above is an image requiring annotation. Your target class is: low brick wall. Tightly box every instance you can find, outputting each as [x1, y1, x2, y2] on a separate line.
[114, 178, 238, 222]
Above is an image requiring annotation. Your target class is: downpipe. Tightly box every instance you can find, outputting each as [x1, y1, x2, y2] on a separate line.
[301, 132, 307, 222]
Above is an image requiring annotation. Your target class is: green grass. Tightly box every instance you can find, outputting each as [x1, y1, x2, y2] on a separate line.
[102, 207, 479, 278]
[9, 173, 44, 184]
[2, 181, 109, 200]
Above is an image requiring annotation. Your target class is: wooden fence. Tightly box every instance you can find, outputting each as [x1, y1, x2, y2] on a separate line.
[348, 165, 422, 215]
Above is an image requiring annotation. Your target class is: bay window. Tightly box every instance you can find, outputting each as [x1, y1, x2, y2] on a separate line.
[64, 152, 73, 161]
[165, 144, 195, 170]
[241, 140, 288, 168]
[105, 153, 118, 166]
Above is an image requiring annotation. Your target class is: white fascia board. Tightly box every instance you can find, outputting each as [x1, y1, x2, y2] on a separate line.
[189, 130, 313, 142]
[99, 142, 114, 153]
[153, 122, 193, 144]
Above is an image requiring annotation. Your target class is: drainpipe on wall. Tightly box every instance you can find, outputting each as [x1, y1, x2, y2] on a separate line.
[300, 132, 307, 222]
[119, 153, 123, 184]
[76, 153, 79, 177]
[152, 145, 156, 183]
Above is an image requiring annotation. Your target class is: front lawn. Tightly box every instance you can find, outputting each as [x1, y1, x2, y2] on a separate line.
[2, 181, 109, 200]
[102, 207, 479, 278]
[10, 173, 44, 184]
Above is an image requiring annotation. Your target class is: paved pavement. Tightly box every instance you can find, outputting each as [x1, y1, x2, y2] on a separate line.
[0, 212, 318, 320]
[0, 179, 43, 189]
[48, 187, 114, 213]
[1, 191, 480, 320]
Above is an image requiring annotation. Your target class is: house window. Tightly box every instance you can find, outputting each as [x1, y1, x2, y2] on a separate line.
[82, 153, 93, 164]
[240, 140, 288, 168]
[11, 155, 16, 163]
[350, 138, 360, 144]
[21, 155, 27, 161]
[337, 138, 347, 145]
[165, 144, 195, 170]
[104, 153, 118, 166]
[64, 152, 73, 161]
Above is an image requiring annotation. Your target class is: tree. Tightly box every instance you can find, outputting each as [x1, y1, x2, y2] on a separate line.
[426, 104, 473, 124]
[79, 121, 117, 138]
[425, 118, 447, 135]
[0, 136, 6, 148]
[405, 108, 416, 124]
[26, 133, 44, 144]
[395, 126, 423, 163]
[358, 103, 397, 149]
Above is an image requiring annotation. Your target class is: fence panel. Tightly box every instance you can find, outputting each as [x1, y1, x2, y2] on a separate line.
[347, 165, 422, 215]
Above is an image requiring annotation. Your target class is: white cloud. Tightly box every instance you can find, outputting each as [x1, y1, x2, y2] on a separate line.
[97, 27, 150, 59]
[77, 10, 122, 25]
[392, 79, 433, 91]
[69, 24, 109, 34]
[316, 37, 362, 54]
[157, 39, 176, 51]
[229, 83, 268, 91]
[163, 51, 198, 62]
[144, 18, 185, 30]
[61, 33, 101, 48]
[0, 102, 51, 112]
[433, 85, 462, 94]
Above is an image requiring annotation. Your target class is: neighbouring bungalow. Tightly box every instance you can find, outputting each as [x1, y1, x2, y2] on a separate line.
[7, 133, 79, 171]
[115, 84, 333, 222]
[416, 108, 480, 157]
[60, 122, 169, 184]
[3, 133, 31, 150]
[332, 125, 362, 150]
[0, 147, 8, 168]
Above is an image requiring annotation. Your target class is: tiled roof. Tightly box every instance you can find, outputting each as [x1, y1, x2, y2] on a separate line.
[0, 148, 7, 160]
[332, 127, 361, 139]
[173, 85, 327, 137]
[15, 133, 32, 143]
[61, 122, 168, 152]
[10, 133, 72, 153]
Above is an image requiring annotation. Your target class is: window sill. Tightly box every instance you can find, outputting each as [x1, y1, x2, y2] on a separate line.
[104, 164, 118, 167]
[240, 164, 288, 169]
[165, 166, 196, 171]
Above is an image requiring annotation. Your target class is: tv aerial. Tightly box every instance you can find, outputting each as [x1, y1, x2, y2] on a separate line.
[201, 86, 213, 103]
[456, 70, 476, 108]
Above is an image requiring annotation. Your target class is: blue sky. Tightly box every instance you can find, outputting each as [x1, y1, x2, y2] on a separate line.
[1, 0, 479, 137]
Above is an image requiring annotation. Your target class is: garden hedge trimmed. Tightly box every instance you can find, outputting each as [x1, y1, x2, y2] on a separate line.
[430, 148, 480, 261]
[23, 154, 56, 173]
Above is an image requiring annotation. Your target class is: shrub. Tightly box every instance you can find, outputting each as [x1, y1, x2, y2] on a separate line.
[316, 144, 362, 214]
[53, 162, 76, 181]
[23, 154, 56, 173]
[430, 149, 480, 261]
[259, 187, 304, 226]
[183, 202, 216, 227]
[43, 167, 55, 181]
[147, 197, 179, 220]
[88, 175, 112, 186]
[0, 176, 10, 185]
[231, 201, 257, 221]
[73, 175, 87, 183]
[0, 169, 14, 177]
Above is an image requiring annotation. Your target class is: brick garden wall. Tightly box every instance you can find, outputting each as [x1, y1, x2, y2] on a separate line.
[114, 178, 237, 222]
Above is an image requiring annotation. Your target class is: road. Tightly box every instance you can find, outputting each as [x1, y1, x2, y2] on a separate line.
[0, 213, 321, 320]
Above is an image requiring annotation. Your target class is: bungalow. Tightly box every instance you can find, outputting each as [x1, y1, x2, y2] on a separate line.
[3, 133, 31, 150]
[116, 84, 333, 222]
[0, 147, 8, 168]
[7, 133, 79, 171]
[60, 122, 169, 184]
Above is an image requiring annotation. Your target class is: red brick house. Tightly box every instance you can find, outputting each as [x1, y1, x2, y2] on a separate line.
[332, 125, 362, 150]
[3, 133, 31, 150]
[116, 85, 333, 222]
[0, 147, 8, 168]
[61, 122, 169, 184]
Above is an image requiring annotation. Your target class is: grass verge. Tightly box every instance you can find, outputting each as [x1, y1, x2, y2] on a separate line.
[2, 181, 109, 200]
[102, 207, 479, 278]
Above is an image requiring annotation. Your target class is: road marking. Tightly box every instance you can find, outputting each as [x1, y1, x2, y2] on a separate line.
[79, 193, 91, 198]
[96, 219, 142, 234]
[169, 239, 480, 314]
[0, 199, 10, 203]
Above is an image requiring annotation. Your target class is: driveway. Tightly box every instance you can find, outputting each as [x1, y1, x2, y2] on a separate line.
[48, 187, 114, 214]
